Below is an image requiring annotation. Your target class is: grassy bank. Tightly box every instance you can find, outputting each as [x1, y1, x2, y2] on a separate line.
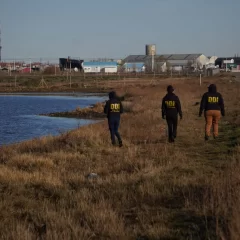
[1, 76, 240, 239]
[40, 102, 106, 120]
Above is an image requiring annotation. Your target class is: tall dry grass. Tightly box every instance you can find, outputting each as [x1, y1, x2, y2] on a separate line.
[0, 75, 240, 239]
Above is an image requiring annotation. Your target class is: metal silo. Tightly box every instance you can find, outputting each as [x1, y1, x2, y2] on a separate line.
[145, 44, 156, 56]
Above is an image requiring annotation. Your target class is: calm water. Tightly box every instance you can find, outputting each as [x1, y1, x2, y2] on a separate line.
[0, 93, 107, 146]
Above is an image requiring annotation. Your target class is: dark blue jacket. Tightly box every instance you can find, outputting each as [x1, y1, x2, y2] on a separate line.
[199, 84, 225, 116]
[162, 93, 182, 118]
[104, 91, 123, 120]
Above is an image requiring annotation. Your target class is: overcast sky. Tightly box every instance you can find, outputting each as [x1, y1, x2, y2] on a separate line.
[1, 0, 239, 61]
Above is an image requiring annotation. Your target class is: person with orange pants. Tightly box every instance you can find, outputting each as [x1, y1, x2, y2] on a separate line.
[199, 84, 225, 140]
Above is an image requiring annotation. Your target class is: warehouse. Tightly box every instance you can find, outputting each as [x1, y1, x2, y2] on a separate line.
[124, 53, 209, 72]
[83, 62, 117, 73]
[59, 58, 84, 71]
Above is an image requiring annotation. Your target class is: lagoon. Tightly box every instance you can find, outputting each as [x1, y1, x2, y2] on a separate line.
[0, 93, 107, 145]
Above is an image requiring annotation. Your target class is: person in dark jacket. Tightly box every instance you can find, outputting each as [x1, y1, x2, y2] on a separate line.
[199, 84, 225, 140]
[161, 85, 183, 143]
[104, 91, 123, 147]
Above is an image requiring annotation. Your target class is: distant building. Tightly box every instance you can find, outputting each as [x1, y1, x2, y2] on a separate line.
[124, 54, 209, 72]
[215, 57, 240, 70]
[59, 58, 84, 71]
[208, 56, 218, 64]
[123, 62, 145, 72]
[83, 62, 117, 73]
[20, 67, 31, 73]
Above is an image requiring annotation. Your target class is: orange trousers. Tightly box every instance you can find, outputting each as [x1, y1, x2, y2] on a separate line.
[205, 110, 221, 137]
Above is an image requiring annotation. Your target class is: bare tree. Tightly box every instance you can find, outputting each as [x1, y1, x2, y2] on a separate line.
[187, 60, 193, 68]
[196, 61, 202, 70]
[154, 56, 164, 73]
[144, 59, 152, 73]
[154, 62, 164, 73]
[166, 61, 171, 72]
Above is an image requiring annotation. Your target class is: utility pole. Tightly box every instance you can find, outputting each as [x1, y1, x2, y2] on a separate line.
[70, 59, 72, 88]
[0, 24, 2, 62]
[151, 51, 154, 72]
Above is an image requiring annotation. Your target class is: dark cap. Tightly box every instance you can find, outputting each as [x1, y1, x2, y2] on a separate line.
[167, 85, 174, 93]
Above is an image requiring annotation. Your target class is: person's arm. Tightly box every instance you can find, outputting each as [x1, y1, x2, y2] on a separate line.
[199, 93, 206, 117]
[104, 101, 109, 115]
[219, 94, 225, 116]
[120, 101, 123, 114]
[176, 97, 183, 119]
[161, 98, 166, 119]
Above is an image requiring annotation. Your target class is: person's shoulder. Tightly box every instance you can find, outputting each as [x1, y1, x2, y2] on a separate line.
[115, 98, 121, 103]
[173, 94, 180, 100]
[162, 94, 167, 100]
[111, 98, 121, 104]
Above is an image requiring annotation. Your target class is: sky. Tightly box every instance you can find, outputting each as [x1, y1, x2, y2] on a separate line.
[0, 0, 240, 61]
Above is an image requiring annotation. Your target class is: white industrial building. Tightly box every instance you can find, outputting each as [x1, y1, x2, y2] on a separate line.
[124, 51, 210, 72]
[83, 62, 118, 73]
[208, 56, 218, 64]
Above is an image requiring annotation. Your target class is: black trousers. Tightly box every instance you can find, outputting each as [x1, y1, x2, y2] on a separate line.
[166, 114, 178, 140]
[108, 118, 122, 144]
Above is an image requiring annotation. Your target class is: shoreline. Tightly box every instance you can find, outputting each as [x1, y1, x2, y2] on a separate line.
[0, 93, 108, 147]
[39, 102, 107, 120]
[38, 92, 127, 120]
[0, 91, 108, 97]
[0, 85, 111, 94]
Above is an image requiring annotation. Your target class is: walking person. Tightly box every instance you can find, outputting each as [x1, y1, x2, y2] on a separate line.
[162, 85, 183, 143]
[199, 84, 225, 140]
[104, 91, 123, 147]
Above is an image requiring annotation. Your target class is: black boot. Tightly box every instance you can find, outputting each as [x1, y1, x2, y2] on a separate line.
[119, 140, 123, 148]
[213, 135, 218, 140]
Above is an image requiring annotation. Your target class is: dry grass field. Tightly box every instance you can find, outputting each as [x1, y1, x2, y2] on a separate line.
[0, 75, 240, 239]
